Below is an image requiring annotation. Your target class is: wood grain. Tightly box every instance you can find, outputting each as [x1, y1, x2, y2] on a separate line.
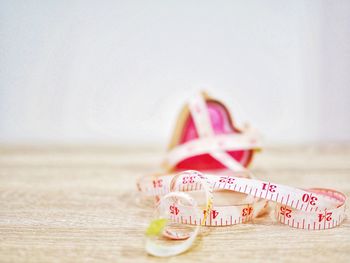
[0, 145, 349, 262]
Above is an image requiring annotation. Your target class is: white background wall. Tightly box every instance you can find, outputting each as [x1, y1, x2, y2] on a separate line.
[1, 0, 349, 145]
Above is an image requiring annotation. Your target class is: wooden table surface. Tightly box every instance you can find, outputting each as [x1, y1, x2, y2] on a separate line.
[0, 145, 349, 262]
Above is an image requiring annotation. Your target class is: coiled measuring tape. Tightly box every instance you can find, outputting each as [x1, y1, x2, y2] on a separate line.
[138, 170, 347, 257]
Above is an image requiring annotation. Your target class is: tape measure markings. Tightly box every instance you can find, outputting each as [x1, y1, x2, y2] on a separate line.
[139, 171, 346, 230]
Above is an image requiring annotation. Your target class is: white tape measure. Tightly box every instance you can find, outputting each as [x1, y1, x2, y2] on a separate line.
[138, 170, 347, 257]
[139, 92, 347, 257]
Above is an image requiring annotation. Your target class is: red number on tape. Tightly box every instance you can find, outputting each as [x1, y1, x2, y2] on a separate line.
[212, 210, 219, 219]
[219, 177, 235, 184]
[262, 183, 276, 192]
[153, 179, 163, 188]
[301, 193, 318, 206]
[318, 212, 332, 222]
[182, 176, 195, 184]
[280, 206, 292, 218]
[203, 209, 219, 219]
[170, 204, 179, 215]
[242, 207, 253, 216]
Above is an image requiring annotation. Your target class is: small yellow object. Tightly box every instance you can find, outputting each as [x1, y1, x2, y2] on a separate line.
[145, 218, 168, 237]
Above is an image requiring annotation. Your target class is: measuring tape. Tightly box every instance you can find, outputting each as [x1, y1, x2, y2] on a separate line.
[139, 92, 347, 257]
[143, 171, 214, 257]
[139, 170, 346, 229]
[139, 170, 347, 257]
